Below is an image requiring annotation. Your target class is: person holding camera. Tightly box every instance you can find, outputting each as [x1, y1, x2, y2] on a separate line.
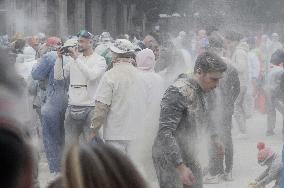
[54, 30, 107, 147]
[31, 37, 68, 176]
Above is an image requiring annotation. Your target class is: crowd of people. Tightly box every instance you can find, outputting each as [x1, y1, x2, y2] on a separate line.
[0, 26, 284, 188]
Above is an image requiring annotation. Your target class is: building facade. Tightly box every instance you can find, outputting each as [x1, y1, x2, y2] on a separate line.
[0, 0, 138, 37]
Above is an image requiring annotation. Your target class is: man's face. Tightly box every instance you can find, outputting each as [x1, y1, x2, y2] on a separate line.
[78, 37, 92, 52]
[198, 71, 223, 92]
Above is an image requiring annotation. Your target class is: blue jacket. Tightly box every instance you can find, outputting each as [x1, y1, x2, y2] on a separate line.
[281, 145, 284, 188]
[31, 51, 67, 109]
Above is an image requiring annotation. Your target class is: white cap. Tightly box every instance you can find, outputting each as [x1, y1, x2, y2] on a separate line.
[63, 38, 78, 48]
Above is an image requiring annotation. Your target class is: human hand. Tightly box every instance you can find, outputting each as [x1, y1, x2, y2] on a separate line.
[68, 46, 79, 60]
[176, 163, 196, 186]
[57, 48, 63, 59]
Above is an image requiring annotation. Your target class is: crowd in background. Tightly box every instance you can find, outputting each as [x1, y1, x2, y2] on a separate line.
[0, 26, 284, 188]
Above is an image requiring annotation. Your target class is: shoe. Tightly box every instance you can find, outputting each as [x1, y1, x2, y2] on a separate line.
[221, 171, 234, 181]
[236, 133, 249, 139]
[203, 174, 220, 184]
[266, 131, 275, 136]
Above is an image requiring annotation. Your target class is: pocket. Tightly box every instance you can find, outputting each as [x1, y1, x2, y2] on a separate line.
[69, 106, 91, 120]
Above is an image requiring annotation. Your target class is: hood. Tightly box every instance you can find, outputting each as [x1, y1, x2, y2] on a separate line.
[136, 48, 156, 71]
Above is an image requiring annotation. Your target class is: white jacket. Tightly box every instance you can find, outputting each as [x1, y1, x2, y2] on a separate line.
[248, 51, 260, 80]
[231, 42, 249, 87]
[54, 52, 107, 106]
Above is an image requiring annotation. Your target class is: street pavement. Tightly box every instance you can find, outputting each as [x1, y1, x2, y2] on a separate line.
[38, 112, 283, 188]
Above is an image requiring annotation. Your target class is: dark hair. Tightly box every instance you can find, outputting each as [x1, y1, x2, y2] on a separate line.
[148, 32, 160, 45]
[0, 121, 33, 188]
[194, 51, 227, 73]
[247, 37, 256, 49]
[14, 39, 26, 53]
[271, 49, 284, 65]
[63, 144, 148, 188]
[225, 31, 243, 42]
[206, 25, 218, 36]
[208, 36, 224, 49]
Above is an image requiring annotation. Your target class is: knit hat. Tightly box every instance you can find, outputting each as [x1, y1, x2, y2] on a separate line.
[257, 142, 274, 166]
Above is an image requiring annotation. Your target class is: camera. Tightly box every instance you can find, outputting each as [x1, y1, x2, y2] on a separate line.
[59, 45, 76, 56]
[59, 38, 78, 56]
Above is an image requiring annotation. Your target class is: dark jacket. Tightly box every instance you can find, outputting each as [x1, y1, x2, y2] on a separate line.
[152, 74, 207, 188]
[219, 64, 240, 115]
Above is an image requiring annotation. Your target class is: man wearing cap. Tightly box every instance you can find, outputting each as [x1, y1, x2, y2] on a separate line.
[54, 30, 107, 146]
[89, 39, 146, 154]
[32, 37, 68, 175]
[152, 52, 227, 188]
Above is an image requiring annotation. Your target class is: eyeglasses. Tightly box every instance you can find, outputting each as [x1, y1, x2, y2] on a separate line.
[77, 30, 94, 39]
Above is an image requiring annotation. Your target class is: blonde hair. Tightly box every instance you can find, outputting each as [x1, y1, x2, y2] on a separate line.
[62, 144, 148, 188]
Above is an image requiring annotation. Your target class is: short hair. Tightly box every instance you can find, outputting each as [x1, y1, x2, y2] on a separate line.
[0, 121, 33, 188]
[225, 31, 243, 42]
[247, 37, 256, 48]
[206, 25, 218, 36]
[208, 36, 224, 49]
[194, 51, 227, 73]
[271, 49, 284, 65]
[63, 144, 147, 188]
[148, 32, 160, 45]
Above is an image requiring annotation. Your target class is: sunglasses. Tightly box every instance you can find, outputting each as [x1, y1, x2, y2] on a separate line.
[77, 30, 94, 39]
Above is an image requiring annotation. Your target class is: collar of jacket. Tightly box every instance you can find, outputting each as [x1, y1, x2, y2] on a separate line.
[178, 73, 203, 93]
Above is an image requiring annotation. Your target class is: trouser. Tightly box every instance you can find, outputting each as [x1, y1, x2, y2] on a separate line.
[41, 102, 66, 173]
[209, 115, 233, 175]
[64, 106, 94, 147]
[266, 92, 284, 133]
[234, 86, 247, 134]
